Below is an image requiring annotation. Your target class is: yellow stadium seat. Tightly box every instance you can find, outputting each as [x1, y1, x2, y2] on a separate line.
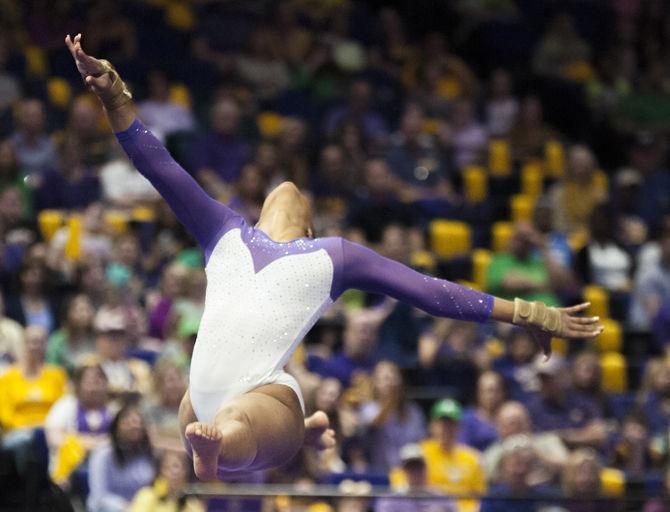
[423, 118, 440, 135]
[601, 352, 627, 393]
[131, 206, 156, 222]
[165, 1, 195, 31]
[429, 220, 471, 259]
[437, 77, 462, 99]
[24, 45, 48, 78]
[600, 467, 626, 496]
[463, 165, 488, 203]
[568, 229, 589, 252]
[492, 221, 513, 252]
[47, 77, 72, 109]
[510, 194, 536, 222]
[552, 337, 568, 356]
[257, 112, 284, 139]
[64, 215, 82, 261]
[169, 83, 192, 109]
[411, 250, 437, 273]
[521, 160, 544, 196]
[457, 279, 479, 291]
[584, 285, 609, 319]
[472, 248, 491, 290]
[594, 170, 608, 196]
[38, 210, 64, 242]
[593, 319, 622, 353]
[488, 139, 512, 177]
[104, 210, 129, 234]
[545, 140, 565, 177]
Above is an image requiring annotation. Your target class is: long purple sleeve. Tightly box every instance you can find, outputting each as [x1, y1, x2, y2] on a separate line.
[115, 119, 242, 257]
[338, 239, 494, 322]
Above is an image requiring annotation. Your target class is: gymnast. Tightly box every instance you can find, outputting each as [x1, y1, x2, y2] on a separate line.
[65, 34, 604, 481]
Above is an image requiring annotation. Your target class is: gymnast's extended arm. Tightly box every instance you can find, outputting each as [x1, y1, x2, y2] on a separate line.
[65, 34, 234, 251]
[338, 239, 604, 356]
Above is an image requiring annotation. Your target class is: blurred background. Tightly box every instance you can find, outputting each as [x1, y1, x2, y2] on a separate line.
[1, 0, 670, 511]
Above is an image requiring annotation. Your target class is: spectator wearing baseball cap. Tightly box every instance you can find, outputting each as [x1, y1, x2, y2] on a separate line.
[377, 443, 455, 512]
[86, 309, 151, 398]
[391, 398, 486, 512]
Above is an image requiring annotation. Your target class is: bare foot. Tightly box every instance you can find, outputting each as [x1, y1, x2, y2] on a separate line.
[185, 422, 223, 481]
[304, 411, 336, 451]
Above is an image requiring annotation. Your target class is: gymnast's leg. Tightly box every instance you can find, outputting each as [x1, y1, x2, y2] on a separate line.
[181, 384, 304, 480]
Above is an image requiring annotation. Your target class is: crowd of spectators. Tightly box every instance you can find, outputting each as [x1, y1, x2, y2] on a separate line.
[2, 0, 670, 511]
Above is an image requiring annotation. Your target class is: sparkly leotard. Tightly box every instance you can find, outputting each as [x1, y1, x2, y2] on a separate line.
[116, 120, 494, 423]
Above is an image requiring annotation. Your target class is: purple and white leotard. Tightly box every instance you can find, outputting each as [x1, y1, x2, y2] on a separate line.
[116, 120, 494, 423]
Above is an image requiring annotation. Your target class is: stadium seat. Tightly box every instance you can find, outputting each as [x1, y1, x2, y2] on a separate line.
[488, 139, 512, 177]
[169, 83, 192, 109]
[462, 165, 487, 203]
[601, 351, 627, 393]
[472, 248, 491, 290]
[593, 319, 622, 352]
[600, 467, 626, 496]
[510, 194, 536, 222]
[257, 111, 284, 139]
[429, 220, 471, 259]
[568, 229, 589, 252]
[411, 250, 437, 273]
[423, 118, 439, 135]
[544, 140, 565, 177]
[104, 210, 130, 234]
[64, 215, 82, 261]
[584, 285, 610, 319]
[131, 206, 156, 222]
[165, 1, 195, 31]
[552, 337, 568, 356]
[24, 45, 48, 78]
[521, 160, 543, 196]
[491, 221, 513, 252]
[594, 169, 609, 195]
[46, 77, 72, 109]
[38, 210, 64, 242]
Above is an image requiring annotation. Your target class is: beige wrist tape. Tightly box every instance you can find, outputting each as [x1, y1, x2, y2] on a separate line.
[92, 59, 132, 111]
[512, 297, 563, 334]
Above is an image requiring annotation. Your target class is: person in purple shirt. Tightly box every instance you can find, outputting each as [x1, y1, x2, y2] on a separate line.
[308, 308, 380, 386]
[87, 404, 155, 512]
[34, 136, 100, 211]
[66, 35, 603, 482]
[324, 80, 389, 144]
[187, 97, 252, 184]
[359, 361, 427, 472]
[458, 371, 505, 452]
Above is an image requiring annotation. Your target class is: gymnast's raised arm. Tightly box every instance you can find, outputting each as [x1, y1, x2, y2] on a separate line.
[338, 238, 604, 357]
[65, 34, 237, 253]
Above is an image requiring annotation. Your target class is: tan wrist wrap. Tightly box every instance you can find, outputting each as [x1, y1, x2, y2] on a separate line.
[93, 59, 132, 111]
[512, 297, 562, 334]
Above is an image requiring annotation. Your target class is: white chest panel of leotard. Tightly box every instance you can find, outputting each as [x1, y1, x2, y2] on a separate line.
[189, 228, 334, 395]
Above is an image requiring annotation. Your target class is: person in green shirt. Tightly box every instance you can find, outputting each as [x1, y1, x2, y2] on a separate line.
[487, 222, 561, 307]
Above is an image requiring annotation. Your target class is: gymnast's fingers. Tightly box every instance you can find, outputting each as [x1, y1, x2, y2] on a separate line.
[562, 302, 590, 315]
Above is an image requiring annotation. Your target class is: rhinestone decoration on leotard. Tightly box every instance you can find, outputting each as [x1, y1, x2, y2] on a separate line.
[189, 227, 334, 423]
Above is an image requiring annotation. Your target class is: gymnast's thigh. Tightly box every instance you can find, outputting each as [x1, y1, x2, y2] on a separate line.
[218, 383, 305, 471]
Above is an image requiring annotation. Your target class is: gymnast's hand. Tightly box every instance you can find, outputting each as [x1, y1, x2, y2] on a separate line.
[65, 34, 112, 95]
[523, 301, 604, 358]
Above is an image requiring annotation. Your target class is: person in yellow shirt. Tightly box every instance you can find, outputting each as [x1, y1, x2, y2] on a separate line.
[0, 325, 67, 432]
[129, 450, 204, 512]
[391, 398, 486, 512]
